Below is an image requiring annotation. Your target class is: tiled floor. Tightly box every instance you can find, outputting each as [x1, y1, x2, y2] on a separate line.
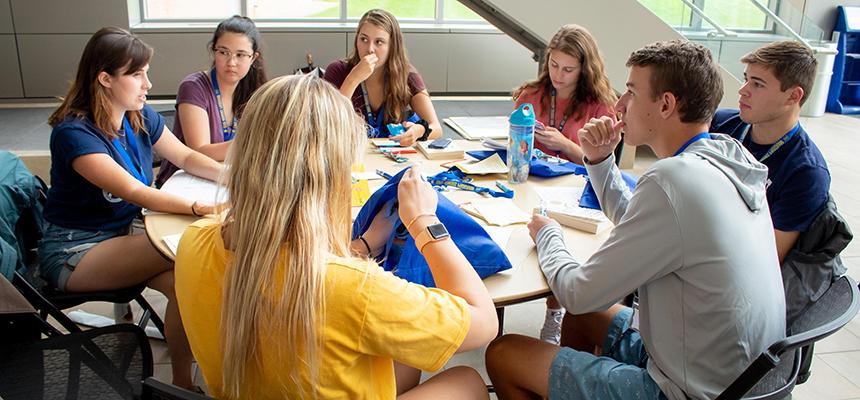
[5, 100, 859, 398]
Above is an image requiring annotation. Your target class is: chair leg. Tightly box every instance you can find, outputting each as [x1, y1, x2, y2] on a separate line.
[797, 343, 815, 384]
[135, 295, 165, 336]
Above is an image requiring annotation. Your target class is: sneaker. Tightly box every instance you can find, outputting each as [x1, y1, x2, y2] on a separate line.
[540, 308, 565, 345]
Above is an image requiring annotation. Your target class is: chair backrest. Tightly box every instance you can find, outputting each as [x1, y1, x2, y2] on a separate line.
[141, 377, 213, 400]
[717, 275, 860, 400]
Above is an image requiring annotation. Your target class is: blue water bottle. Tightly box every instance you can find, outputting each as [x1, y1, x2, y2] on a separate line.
[507, 103, 535, 183]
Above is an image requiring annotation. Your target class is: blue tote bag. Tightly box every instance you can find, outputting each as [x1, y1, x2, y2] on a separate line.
[352, 168, 512, 287]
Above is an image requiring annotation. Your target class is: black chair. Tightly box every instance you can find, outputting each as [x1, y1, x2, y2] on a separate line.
[13, 270, 165, 338]
[716, 275, 860, 400]
[0, 324, 153, 400]
[141, 378, 213, 400]
[6, 169, 165, 338]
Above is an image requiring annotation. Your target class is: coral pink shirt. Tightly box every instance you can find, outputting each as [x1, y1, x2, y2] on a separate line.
[515, 86, 615, 161]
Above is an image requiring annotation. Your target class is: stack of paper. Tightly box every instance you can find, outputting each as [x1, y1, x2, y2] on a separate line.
[533, 186, 611, 234]
[460, 198, 530, 226]
[452, 153, 508, 175]
[162, 233, 183, 257]
[160, 171, 227, 204]
[444, 116, 509, 140]
[416, 140, 465, 160]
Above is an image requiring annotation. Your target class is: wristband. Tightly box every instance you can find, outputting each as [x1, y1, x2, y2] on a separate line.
[405, 213, 434, 232]
[358, 236, 373, 257]
[191, 201, 203, 217]
[416, 119, 432, 141]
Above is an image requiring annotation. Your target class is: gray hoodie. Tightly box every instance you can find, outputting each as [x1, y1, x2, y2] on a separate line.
[536, 133, 786, 399]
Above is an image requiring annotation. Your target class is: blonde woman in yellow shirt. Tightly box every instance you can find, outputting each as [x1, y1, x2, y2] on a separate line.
[174, 74, 498, 399]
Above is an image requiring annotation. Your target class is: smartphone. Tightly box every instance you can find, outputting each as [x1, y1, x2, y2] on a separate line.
[428, 138, 453, 149]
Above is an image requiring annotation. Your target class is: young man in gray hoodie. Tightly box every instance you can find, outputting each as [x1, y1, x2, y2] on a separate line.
[486, 40, 786, 400]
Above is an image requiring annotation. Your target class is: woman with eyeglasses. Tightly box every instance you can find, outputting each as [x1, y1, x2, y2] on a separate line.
[40, 27, 223, 390]
[155, 15, 267, 187]
[324, 9, 443, 147]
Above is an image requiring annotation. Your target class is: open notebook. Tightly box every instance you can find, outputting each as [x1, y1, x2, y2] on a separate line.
[444, 116, 509, 140]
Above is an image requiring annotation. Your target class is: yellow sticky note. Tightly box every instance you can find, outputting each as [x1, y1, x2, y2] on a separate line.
[352, 179, 371, 207]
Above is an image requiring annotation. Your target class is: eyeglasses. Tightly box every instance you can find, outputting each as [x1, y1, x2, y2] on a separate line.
[214, 47, 254, 63]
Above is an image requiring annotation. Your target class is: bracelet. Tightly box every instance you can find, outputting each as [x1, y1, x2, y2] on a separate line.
[358, 236, 372, 257]
[405, 213, 434, 232]
[191, 201, 203, 217]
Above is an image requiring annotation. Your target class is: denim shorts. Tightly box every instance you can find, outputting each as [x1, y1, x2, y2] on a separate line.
[38, 223, 130, 291]
[548, 307, 667, 400]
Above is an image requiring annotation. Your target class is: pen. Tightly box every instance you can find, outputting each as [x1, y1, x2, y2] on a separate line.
[376, 169, 393, 180]
[539, 200, 548, 217]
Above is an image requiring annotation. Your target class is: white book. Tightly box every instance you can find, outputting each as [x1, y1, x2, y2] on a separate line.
[416, 140, 465, 160]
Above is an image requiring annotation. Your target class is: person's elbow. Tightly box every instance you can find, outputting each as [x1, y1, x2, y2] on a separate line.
[458, 304, 498, 352]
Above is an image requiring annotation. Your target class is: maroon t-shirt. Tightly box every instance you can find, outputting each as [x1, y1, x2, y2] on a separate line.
[323, 59, 426, 125]
[156, 71, 225, 187]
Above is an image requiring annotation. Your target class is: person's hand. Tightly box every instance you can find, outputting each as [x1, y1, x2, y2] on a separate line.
[393, 121, 422, 147]
[362, 199, 398, 254]
[397, 167, 438, 234]
[528, 213, 557, 242]
[577, 116, 623, 164]
[191, 201, 221, 216]
[534, 127, 571, 153]
[348, 54, 379, 84]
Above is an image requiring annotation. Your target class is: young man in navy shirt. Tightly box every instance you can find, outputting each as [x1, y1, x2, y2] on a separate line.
[711, 41, 830, 264]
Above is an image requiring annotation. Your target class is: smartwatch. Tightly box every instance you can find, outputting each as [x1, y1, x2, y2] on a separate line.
[414, 222, 450, 252]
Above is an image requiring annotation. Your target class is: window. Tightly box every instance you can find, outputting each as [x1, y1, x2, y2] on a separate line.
[140, 0, 487, 23]
[639, 0, 776, 32]
[143, 0, 239, 20]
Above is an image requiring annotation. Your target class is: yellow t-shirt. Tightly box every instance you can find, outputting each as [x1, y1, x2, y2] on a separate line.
[175, 219, 471, 399]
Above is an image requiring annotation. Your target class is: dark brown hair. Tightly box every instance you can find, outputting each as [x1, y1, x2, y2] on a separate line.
[740, 40, 816, 105]
[347, 9, 415, 124]
[210, 15, 268, 118]
[49, 27, 152, 139]
[513, 24, 617, 120]
[626, 40, 723, 124]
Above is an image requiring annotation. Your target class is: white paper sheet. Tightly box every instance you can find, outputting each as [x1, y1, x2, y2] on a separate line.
[159, 170, 227, 204]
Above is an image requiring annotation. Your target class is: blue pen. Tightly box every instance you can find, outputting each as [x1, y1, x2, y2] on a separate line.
[376, 169, 393, 180]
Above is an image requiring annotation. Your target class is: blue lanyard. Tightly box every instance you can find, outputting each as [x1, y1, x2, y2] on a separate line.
[111, 117, 149, 186]
[549, 87, 572, 133]
[673, 132, 711, 157]
[210, 68, 237, 141]
[360, 81, 387, 137]
[427, 170, 514, 199]
[738, 122, 800, 162]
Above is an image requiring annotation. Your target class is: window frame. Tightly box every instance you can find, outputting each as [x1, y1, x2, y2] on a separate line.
[676, 0, 781, 34]
[138, 0, 488, 25]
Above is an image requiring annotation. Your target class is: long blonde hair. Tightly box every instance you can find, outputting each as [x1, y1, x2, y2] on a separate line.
[220, 74, 367, 398]
[513, 24, 617, 120]
[347, 9, 415, 124]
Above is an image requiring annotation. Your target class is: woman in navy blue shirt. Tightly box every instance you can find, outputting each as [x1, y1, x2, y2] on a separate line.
[40, 27, 223, 390]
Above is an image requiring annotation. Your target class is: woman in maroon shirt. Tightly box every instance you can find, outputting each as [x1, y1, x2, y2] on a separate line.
[324, 9, 443, 147]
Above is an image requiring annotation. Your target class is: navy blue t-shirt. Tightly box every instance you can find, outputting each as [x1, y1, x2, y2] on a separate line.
[711, 109, 830, 232]
[44, 104, 164, 231]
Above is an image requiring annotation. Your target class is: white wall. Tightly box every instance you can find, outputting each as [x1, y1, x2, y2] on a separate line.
[477, 0, 743, 108]
[0, 0, 536, 99]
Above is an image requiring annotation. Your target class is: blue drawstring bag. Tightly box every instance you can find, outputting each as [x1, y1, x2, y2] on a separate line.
[466, 150, 585, 177]
[576, 171, 639, 210]
[352, 168, 512, 287]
